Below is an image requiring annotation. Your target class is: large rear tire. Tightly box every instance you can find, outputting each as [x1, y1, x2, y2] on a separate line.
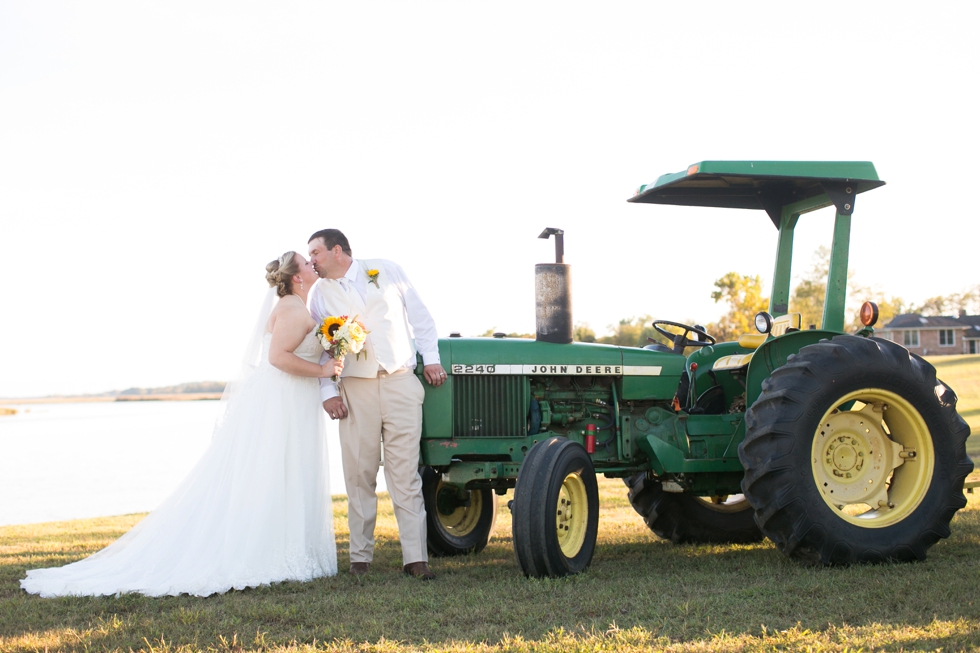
[739, 335, 973, 565]
[624, 474, 763, 544]
[421, 467, 497, 557]
[512, 437, 599, 577]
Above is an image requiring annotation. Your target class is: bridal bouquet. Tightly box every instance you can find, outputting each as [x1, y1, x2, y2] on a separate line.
[317, 315, 369, 381]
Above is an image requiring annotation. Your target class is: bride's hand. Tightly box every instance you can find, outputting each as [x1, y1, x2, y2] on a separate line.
[321, 357, 344, 378]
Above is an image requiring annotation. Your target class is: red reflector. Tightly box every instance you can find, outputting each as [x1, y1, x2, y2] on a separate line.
[860, 301, 879, 327]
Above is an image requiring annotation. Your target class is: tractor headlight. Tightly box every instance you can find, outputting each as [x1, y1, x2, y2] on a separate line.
[755, 312, 773, 334]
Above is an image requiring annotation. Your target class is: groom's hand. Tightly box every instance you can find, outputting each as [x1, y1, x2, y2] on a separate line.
[423, 364, 447, 387]
[323, 397, 348, 420]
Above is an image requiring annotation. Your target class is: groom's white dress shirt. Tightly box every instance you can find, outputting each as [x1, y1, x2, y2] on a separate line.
[308, 258, 441, 402]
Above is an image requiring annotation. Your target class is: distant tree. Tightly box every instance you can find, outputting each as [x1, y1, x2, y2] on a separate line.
[960, 285, 980, 315]
[573, 322, 596, 343]
[909, 286, 980, 317]
[911, 295, 953, 317]
[789, 246, 831, 329]
[597, 315, 668, 348]
[848, 293, 907, 331]
[174, 381, 226, 394]
[789, 246, 880, 331]
[706, 272, 769, 342]
[874, 296, 907, 325]
[476, 327, 534, 339]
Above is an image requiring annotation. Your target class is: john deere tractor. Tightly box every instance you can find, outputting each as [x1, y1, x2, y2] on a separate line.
[416, 161, 974, 576]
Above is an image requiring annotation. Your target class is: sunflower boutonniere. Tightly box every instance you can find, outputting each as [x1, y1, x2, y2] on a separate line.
[366, 269, 380, 289]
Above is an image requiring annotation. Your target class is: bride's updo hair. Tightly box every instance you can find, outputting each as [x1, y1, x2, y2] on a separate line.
[266, 251, 301, 297]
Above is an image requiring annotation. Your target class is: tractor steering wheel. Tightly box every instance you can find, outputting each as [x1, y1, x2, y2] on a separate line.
[652, 320, 716, 354]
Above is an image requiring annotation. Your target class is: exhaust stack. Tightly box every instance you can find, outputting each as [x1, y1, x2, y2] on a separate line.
[535, 228, 572, 344]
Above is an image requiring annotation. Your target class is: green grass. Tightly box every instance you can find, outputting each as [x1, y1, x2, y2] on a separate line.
[2, 355, 979, 652]
[928, 355, 980, 461]
[3, 482, 980, 653]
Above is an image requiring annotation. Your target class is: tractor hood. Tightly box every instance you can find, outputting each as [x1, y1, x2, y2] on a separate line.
[433, 337, 687, 400]
[440, 337, 660, 374]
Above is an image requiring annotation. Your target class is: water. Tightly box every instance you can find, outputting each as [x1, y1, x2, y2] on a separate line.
[0, 400, 381, 527]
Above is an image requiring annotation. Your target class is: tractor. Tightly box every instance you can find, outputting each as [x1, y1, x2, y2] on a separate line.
[415, 161, 974, 576]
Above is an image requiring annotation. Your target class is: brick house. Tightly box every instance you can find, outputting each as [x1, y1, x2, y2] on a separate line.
[878, 313, 980, 356]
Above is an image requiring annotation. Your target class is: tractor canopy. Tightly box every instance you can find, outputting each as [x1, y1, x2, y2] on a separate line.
[629, 161, 884, 228]
[629, 161, 887, 332]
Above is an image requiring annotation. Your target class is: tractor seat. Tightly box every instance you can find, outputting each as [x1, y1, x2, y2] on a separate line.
[712, 313, 802, 372]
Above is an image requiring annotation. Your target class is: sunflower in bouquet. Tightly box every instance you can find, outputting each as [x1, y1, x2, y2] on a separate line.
[317, 315, 369, 380]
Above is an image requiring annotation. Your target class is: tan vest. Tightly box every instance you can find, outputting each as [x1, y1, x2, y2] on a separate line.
[316, 259, 416, 377]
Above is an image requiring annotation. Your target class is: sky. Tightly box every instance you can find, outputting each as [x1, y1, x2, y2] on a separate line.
[1, 2, 977, 398]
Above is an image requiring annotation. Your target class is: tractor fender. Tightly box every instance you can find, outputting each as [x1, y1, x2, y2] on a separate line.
[745, 329, 841, 407]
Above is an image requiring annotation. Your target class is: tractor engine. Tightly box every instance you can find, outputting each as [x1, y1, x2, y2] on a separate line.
[528, 375, 616, 437]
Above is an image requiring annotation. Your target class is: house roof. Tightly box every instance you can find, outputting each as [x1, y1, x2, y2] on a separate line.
[957, 315, 980, 327]
[883, 313, 980, 337]
[961, 322, 980, 339]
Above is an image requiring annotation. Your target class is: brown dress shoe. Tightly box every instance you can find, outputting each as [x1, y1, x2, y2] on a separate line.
[403, 561, 435, 580]
[349, 562, 370, 576]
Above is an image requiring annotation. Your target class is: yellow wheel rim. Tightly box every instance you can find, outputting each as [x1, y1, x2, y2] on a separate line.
[694, 494, 751, 513]
[556, 472, 589, 557]
[810, 388, 935, 528]
[435, 482, 483, 536]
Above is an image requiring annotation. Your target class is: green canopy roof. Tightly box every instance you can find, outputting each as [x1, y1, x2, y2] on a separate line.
[628, 161, 885, 226]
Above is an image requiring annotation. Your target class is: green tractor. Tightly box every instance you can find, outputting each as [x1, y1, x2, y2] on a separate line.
[416, 161, 975, 576]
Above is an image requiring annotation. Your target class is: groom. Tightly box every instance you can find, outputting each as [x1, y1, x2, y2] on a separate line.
[307, 229, 446, 580]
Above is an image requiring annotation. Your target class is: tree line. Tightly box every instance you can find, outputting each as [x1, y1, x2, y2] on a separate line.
[480, 248, 980, 347]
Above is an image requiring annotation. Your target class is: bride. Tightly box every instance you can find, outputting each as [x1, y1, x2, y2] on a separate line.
[21, 252, 341, 597]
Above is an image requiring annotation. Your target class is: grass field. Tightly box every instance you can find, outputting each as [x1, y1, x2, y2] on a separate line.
[1, 356, 978, 652]
[3, 479, 979, 652]
[929, 355, 980, 461]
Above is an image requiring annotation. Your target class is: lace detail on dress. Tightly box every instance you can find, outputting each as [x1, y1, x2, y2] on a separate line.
[260, 329, 323, 365]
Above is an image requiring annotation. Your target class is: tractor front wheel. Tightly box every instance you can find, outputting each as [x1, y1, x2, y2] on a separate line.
[421, 467, 498, 557]
[739, 335, 974, 564]
[512, 437, 599, 577]
[624, 474, 763, 544]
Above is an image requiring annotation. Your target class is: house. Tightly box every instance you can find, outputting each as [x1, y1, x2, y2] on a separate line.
[878, 313, 980, 356]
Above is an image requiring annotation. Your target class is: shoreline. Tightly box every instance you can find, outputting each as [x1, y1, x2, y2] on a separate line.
[0, 393, 223, 406]
[1, 495, 355, 530]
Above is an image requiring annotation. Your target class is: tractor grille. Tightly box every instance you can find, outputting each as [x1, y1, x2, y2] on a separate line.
[453, 375, 528, 438]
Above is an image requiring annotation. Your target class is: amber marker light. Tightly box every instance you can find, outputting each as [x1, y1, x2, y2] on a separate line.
[860, 301, 879, 327]
[687, 164, 699, 176]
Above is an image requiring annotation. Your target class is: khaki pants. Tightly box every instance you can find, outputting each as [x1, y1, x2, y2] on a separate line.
[338, 370, 427, 565]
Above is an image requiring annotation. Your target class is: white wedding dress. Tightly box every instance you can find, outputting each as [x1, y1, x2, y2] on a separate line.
[21, 329, 338, 597]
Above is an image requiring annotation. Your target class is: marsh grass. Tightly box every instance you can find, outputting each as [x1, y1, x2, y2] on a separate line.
[2, 482, 979, 652]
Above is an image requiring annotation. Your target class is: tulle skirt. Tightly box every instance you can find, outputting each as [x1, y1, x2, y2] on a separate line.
[21, 363, 338, 597]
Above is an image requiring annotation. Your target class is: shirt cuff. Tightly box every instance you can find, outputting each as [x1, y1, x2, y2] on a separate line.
[320, 380, 339, 402]
[421, 351, 441, 366]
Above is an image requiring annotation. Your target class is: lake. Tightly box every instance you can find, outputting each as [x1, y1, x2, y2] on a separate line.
[0, 400, 381, 527]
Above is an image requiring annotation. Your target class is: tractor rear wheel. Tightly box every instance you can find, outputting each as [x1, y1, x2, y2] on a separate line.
[624, 474, 763, 544]
[512, 437, 599, 577]
[421, 467, 497, 557]
[739, 335, 974, 565]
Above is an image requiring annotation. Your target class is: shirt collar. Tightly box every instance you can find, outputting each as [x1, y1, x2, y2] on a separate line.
[339, 259, 359, 284]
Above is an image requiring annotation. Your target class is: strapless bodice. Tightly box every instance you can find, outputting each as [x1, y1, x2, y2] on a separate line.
[262, 329, 323, 364]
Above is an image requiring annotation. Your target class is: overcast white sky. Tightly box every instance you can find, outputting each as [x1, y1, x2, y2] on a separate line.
[1, 2, 977, 398]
